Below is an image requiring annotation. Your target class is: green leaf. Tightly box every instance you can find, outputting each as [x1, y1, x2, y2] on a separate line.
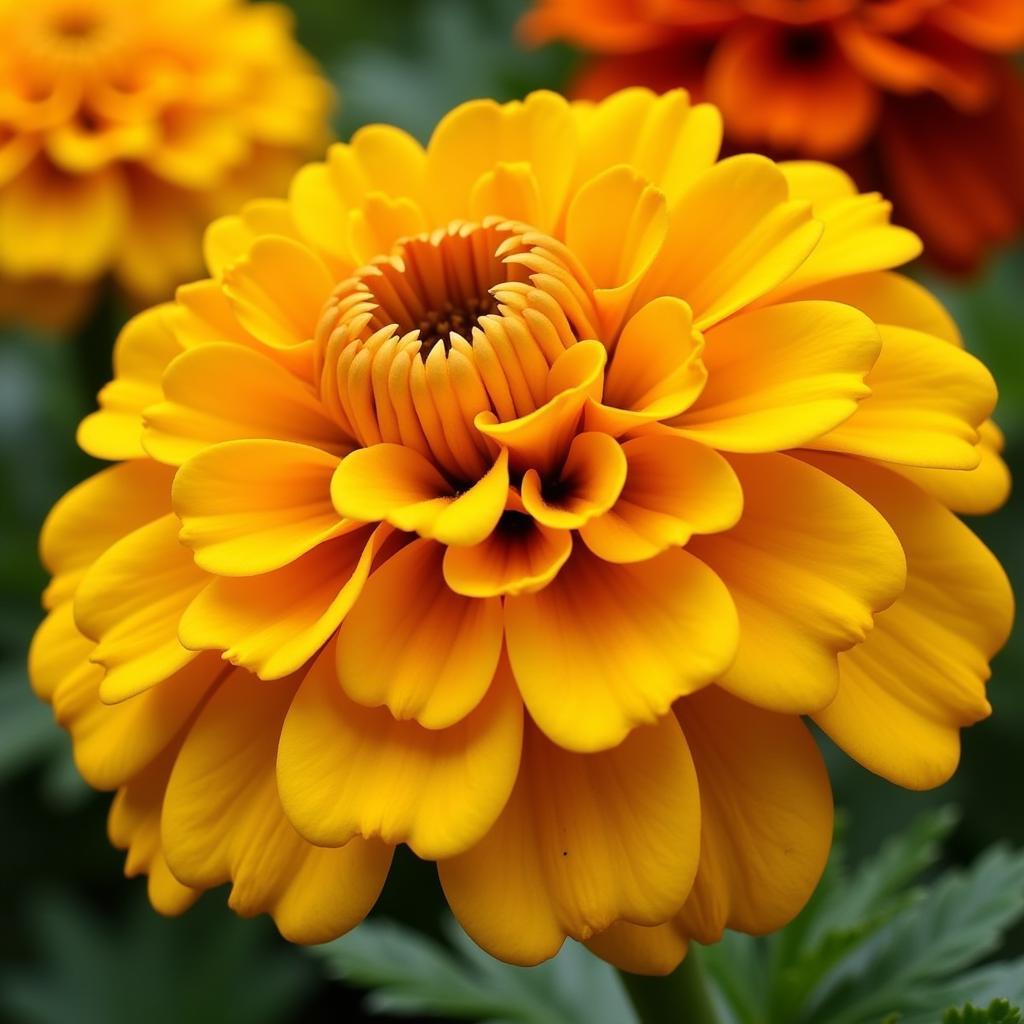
[807, 844, 1024, 1024]
[310, 917, 638, 1024]
[943, 1000, 1023, 1024]
[1, 892, 315, 1024]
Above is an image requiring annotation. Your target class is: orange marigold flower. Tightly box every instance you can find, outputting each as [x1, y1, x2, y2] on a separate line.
[523, 0, 1024, 271]
[0, 0, 330, 323]
[31, 89, 1013, 974]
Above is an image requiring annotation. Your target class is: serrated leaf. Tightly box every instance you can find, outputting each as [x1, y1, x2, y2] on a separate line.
[804, 845, 1024, 1024]
[310, 918, 637, 1024]
[943, 999, 1023, 1024]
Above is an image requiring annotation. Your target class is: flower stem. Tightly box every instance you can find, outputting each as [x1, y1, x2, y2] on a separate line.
[621, 950, 719, 1024]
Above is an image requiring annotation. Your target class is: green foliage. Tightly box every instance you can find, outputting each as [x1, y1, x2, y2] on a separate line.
[701, 809, 1024, 1024]
[0, 894, 317, 1024]
[310, 918, 637, 1024]
[944, 1000, 1023, 1024]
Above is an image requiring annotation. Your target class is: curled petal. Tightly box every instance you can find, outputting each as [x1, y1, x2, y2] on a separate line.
[331, 444, 509, 547]
[580, 435, 742, 564]
[521, 432, 627, 529]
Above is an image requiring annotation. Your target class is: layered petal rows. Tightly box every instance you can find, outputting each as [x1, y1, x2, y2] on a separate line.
[31, 88, 1013, 973]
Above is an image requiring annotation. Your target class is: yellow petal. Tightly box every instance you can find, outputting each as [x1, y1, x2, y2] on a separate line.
[586, 921, 689, 977]
[162, 670, 393, 943]
[74, 515, 206, 703]
[144, 342, 348, 466]
[178, 524, 388, 679]
[893, 420, 1011, 515]
[808, 456, 1013, 789]
[504, 545, 738, 752]
[789, 269, 961, 345]
[29, 601, 93, 704]
[440, 716, 700, 966]
[55, 649, 223, 791]
[108, 745, 199, 917]
[443, 511, 573, 597]
[331, 445, 509, 547]
[672, 300, 880, 452]
[221, 236, 333, 353]
[689, 453, 906, 714]
[573, 88, 722, 205]
[771, 162, 922, 300]
[78, 306, 183, 461]
[348, 192, 429, 265]
[469, 162, 544, 226]
[173, 439, 347, 576]
[580, 435, 742, 563]
[0, 162, 126, 281]
[564, 165, 668, 331]
[521, 432, 626, 529]
[40, 460, 174, 608]
[586, 296, 706, 435]
[633, 155, 823, 329]
[426, 91, 576, 230]
[808, 325, 996, 470]
[336, 539, 504, 728]
[675, 686, 833, 942]
[279, 645, 522, 859]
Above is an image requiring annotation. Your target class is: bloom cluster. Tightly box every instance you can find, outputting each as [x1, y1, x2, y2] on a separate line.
[0, 0, 329, 323]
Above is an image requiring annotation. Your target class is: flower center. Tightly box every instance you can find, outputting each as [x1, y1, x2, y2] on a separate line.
[353, 222, 515, 358]
[316, 219, 599, 481]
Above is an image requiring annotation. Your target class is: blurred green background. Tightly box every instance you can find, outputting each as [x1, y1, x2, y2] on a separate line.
[0, 1, 1020, 1021]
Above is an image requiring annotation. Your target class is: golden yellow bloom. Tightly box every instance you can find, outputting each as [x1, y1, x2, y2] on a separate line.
[32, 88, 1013, 974]
[0, 0, 329, 320]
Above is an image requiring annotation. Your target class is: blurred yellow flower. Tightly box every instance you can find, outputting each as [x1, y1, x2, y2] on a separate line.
[31, 88, 1013, 974]
[0, 0, 330, 324]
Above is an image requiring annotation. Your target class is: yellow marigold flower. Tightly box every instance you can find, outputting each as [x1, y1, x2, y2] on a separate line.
[0, 0, 330, 321]
[31, 88, 1013, 974]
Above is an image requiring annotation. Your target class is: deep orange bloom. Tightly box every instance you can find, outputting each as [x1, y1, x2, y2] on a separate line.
[524, 0, 1024, 271]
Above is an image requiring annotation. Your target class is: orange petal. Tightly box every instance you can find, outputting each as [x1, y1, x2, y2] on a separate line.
[440, 716, 700, 966]
[279, 646, 522, 859]
[586, 296, 706, 435]
[521, 432, 627, 529]
[675, 686, 833, 943]
[331, 444, 509, 547]
[73, 514, 206, 703]
[336, 539, 504, 728]
[504, 545, 738, 752]
[443, 511, 573, 597]
[689, 453, 905, 714]
[173, 439, 347, 576]
[162, 670, 393, 944]
[178, 524, 389, 679]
